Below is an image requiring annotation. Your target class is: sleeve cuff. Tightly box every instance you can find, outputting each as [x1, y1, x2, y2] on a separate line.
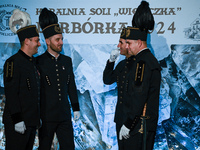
[11, 112, 23, 124]
[106, 60, 115, 68]
[72, 103, 80, 111]
[124, 116, 140, 130]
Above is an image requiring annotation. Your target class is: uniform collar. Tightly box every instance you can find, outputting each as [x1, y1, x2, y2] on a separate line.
[127, 55, 136, 61]
[135, 48, 149, 60]
[18, 49, 34, 62]
[45, 50, 60, 61]
[136, 48, 148, 55]
[127, 48, 149, 61]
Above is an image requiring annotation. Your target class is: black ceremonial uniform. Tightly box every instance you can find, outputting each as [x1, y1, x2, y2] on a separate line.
[37, 51, 79, 150]
[103, 59, 129, 117]
[3, 50, 40, 150]
[120, 49, 161, 150]
[103, 58, 132, 141]
[103, 59, 127, 85]
[37, 51, 79, 122]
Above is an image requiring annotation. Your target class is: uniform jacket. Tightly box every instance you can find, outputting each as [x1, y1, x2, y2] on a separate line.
[3, 50, 40, 127]
[103, 58, 130, 125]
[103, 49, 161, 134]
[37, 51, 79, 122]
[103, 59, 127, 85]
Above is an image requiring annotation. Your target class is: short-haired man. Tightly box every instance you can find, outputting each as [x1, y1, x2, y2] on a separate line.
[120, 26, 161, 149]
[37, 8, 80, 150]
[103, 27, 131, 84]
[110, 1, 162, 149]
[3, 25, 41, 150]
[103, 27, 134, 148]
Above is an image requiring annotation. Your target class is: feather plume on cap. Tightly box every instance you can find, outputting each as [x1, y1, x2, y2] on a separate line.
[9, 9, 38, 43]
[9, 9, 32, 33]
[132, 1, 154, 32]
[39, 8, 62, 39]
[39, 8, 58, 30]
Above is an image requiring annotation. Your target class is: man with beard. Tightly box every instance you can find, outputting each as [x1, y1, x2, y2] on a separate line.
[37, 8, 80, 150]
[3, 9, 41, 149]
[103, 27, 133, 147]
[103, 27, 131, 85]
[116, 1, 161, 150]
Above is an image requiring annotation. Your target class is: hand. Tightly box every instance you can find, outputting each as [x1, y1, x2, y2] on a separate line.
[73, 111, 80, 122]
[119, 125, 130, 140]
[15, 121, 26, 134]
[109, 49, 120, 62]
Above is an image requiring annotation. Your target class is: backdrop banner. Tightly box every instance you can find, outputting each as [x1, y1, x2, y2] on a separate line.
[0, 0, 200, 149]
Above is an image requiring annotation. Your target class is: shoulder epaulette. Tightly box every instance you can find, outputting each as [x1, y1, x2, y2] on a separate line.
[5, 61, 14, 82]
[135, 60, 145, 86]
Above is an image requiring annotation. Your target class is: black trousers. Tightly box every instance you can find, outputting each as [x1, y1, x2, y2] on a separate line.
[116, 124, 156, 150]
[4, 124, 36, 150]
[38, 120, 74, 150]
